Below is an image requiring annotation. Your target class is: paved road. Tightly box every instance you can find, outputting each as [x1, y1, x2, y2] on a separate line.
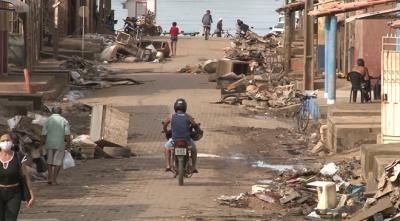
[20, 72, 293, 220]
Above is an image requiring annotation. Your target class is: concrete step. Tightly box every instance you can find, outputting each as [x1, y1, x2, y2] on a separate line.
[333, 124, 381, 153]
[0, 100, 34, 116]
[327, 116, 381, 153]
[0, 75, 56, 93]
[328, 103, 380, 117]
[361, 143, 400, 181]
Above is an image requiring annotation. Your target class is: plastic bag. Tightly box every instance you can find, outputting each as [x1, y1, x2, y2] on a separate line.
[63, 151, 75, 170]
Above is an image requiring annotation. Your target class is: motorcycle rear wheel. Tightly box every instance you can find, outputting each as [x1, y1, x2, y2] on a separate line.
[178, 157, 185, 186]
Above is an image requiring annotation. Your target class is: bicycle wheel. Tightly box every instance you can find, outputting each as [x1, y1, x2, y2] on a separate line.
[296, 106, 310, 131]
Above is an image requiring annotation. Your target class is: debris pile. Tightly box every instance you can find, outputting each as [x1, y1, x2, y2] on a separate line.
[218, 74, 299, 108]
[225, 31, 283, 72]
[349, 160, 400, 221]
[99, 12, 167, 63]
[137, 11, 162, 36]
[60, 56, 142, 90]
[246, 84, 298, 108]
[177, 59, 218, 75]
[207, 29, 299, 109]
[217, 160, 367, 219]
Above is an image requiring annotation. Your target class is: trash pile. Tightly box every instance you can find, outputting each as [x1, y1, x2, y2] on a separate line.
[60, 56, 142, 91]
[217, 160, 367, 219]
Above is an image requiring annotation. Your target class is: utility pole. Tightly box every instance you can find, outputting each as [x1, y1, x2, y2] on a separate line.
[303, 0, 315, 90]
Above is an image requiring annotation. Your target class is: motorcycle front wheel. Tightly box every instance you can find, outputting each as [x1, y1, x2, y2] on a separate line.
[178, 157, 185, 186]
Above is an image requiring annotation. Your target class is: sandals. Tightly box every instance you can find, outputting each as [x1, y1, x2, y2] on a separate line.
[165, 167, 173, 172]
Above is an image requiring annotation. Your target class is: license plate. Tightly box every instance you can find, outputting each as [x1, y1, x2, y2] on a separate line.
[175, 148, 187, 156]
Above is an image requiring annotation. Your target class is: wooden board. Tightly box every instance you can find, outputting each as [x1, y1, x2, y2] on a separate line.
[90, 105, 130, 147]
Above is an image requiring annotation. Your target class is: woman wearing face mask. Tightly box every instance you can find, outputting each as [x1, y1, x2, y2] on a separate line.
[0, 133, 35, 221]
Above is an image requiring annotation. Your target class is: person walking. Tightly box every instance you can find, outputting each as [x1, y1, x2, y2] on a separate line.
[169, 22, 179, 56]
[215, 18, 223, 37]
[42, 106, 71, 185]
[0, 133, 35, 221]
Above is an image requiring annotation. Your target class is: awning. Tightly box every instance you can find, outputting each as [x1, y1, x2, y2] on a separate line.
[308, 0, 396, 17]
[276, 1, 305, 13]
[0, 0, 29, 13]
[276, 0, 318, 13]
[346, 8, 400, 23]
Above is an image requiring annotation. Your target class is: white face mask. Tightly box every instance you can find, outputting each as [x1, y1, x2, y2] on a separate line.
[0, 141, 13, 151]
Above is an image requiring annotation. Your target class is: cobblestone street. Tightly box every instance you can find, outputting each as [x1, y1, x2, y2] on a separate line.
[20, 73, 293, 221]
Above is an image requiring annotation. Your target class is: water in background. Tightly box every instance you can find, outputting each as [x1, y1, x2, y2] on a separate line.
[112, 0, 283, 35]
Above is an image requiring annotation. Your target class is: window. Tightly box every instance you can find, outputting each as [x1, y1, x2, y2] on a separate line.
[136, 1, 147, 17]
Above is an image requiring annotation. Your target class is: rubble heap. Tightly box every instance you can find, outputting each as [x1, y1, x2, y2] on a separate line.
[225, 31, 283, 70]
[60, 56, 142, 89]
[213, 30, 299, 109]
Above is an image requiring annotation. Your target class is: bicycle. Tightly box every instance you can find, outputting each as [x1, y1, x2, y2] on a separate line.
[203, 25, 211, 40]
[295, 91, 317, 131]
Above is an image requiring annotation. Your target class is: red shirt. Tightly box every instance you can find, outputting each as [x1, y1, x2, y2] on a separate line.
[170, 26, 179, 37]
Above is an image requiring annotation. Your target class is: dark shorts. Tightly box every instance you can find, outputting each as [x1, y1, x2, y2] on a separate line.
[171, 36, 178, 42]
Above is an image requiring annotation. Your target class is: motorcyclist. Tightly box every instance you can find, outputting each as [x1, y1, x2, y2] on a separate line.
[202, 10, 213, 37]
[162, 99, 198, 173]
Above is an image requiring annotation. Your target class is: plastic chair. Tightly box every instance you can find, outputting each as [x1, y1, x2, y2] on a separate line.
[347, 71, 365, 103]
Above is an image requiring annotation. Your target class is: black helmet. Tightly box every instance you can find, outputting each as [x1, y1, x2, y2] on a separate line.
[174, 98, 187, 112]
[190, 123, 203, 141]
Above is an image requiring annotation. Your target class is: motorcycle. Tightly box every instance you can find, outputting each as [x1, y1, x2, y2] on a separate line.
[172, 139, 193, 186]
[164, 123, 203, 186]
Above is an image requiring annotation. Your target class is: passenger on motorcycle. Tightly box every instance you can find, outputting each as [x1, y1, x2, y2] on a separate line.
[162, 99, 198, 173]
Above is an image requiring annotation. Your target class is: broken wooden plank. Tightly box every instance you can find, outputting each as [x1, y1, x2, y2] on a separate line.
[349, 196, 393, 221]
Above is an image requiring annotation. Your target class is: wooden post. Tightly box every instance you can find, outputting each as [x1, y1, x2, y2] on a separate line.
[303, 0, 315, 90]
[53, 0, 60, 60]
[283, 5, 293, 75]
[0, 2, 8, 75]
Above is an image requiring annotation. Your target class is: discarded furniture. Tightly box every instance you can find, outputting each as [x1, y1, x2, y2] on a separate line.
[138, 40, 171, 57]
[217, 60, 249, 76]
[90, 105, 130, 147]
[308, 181, 337, 210]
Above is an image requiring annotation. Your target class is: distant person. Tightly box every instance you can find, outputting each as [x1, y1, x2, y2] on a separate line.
[215, 18, 223, 37]
[202, 10, 213, 39]
[169, 22, 179, 56]
[42, 106, 71, 185]
[352, 58, 371, 102]
[0, 133, 35, 220]
[237, 19, 250, 37]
